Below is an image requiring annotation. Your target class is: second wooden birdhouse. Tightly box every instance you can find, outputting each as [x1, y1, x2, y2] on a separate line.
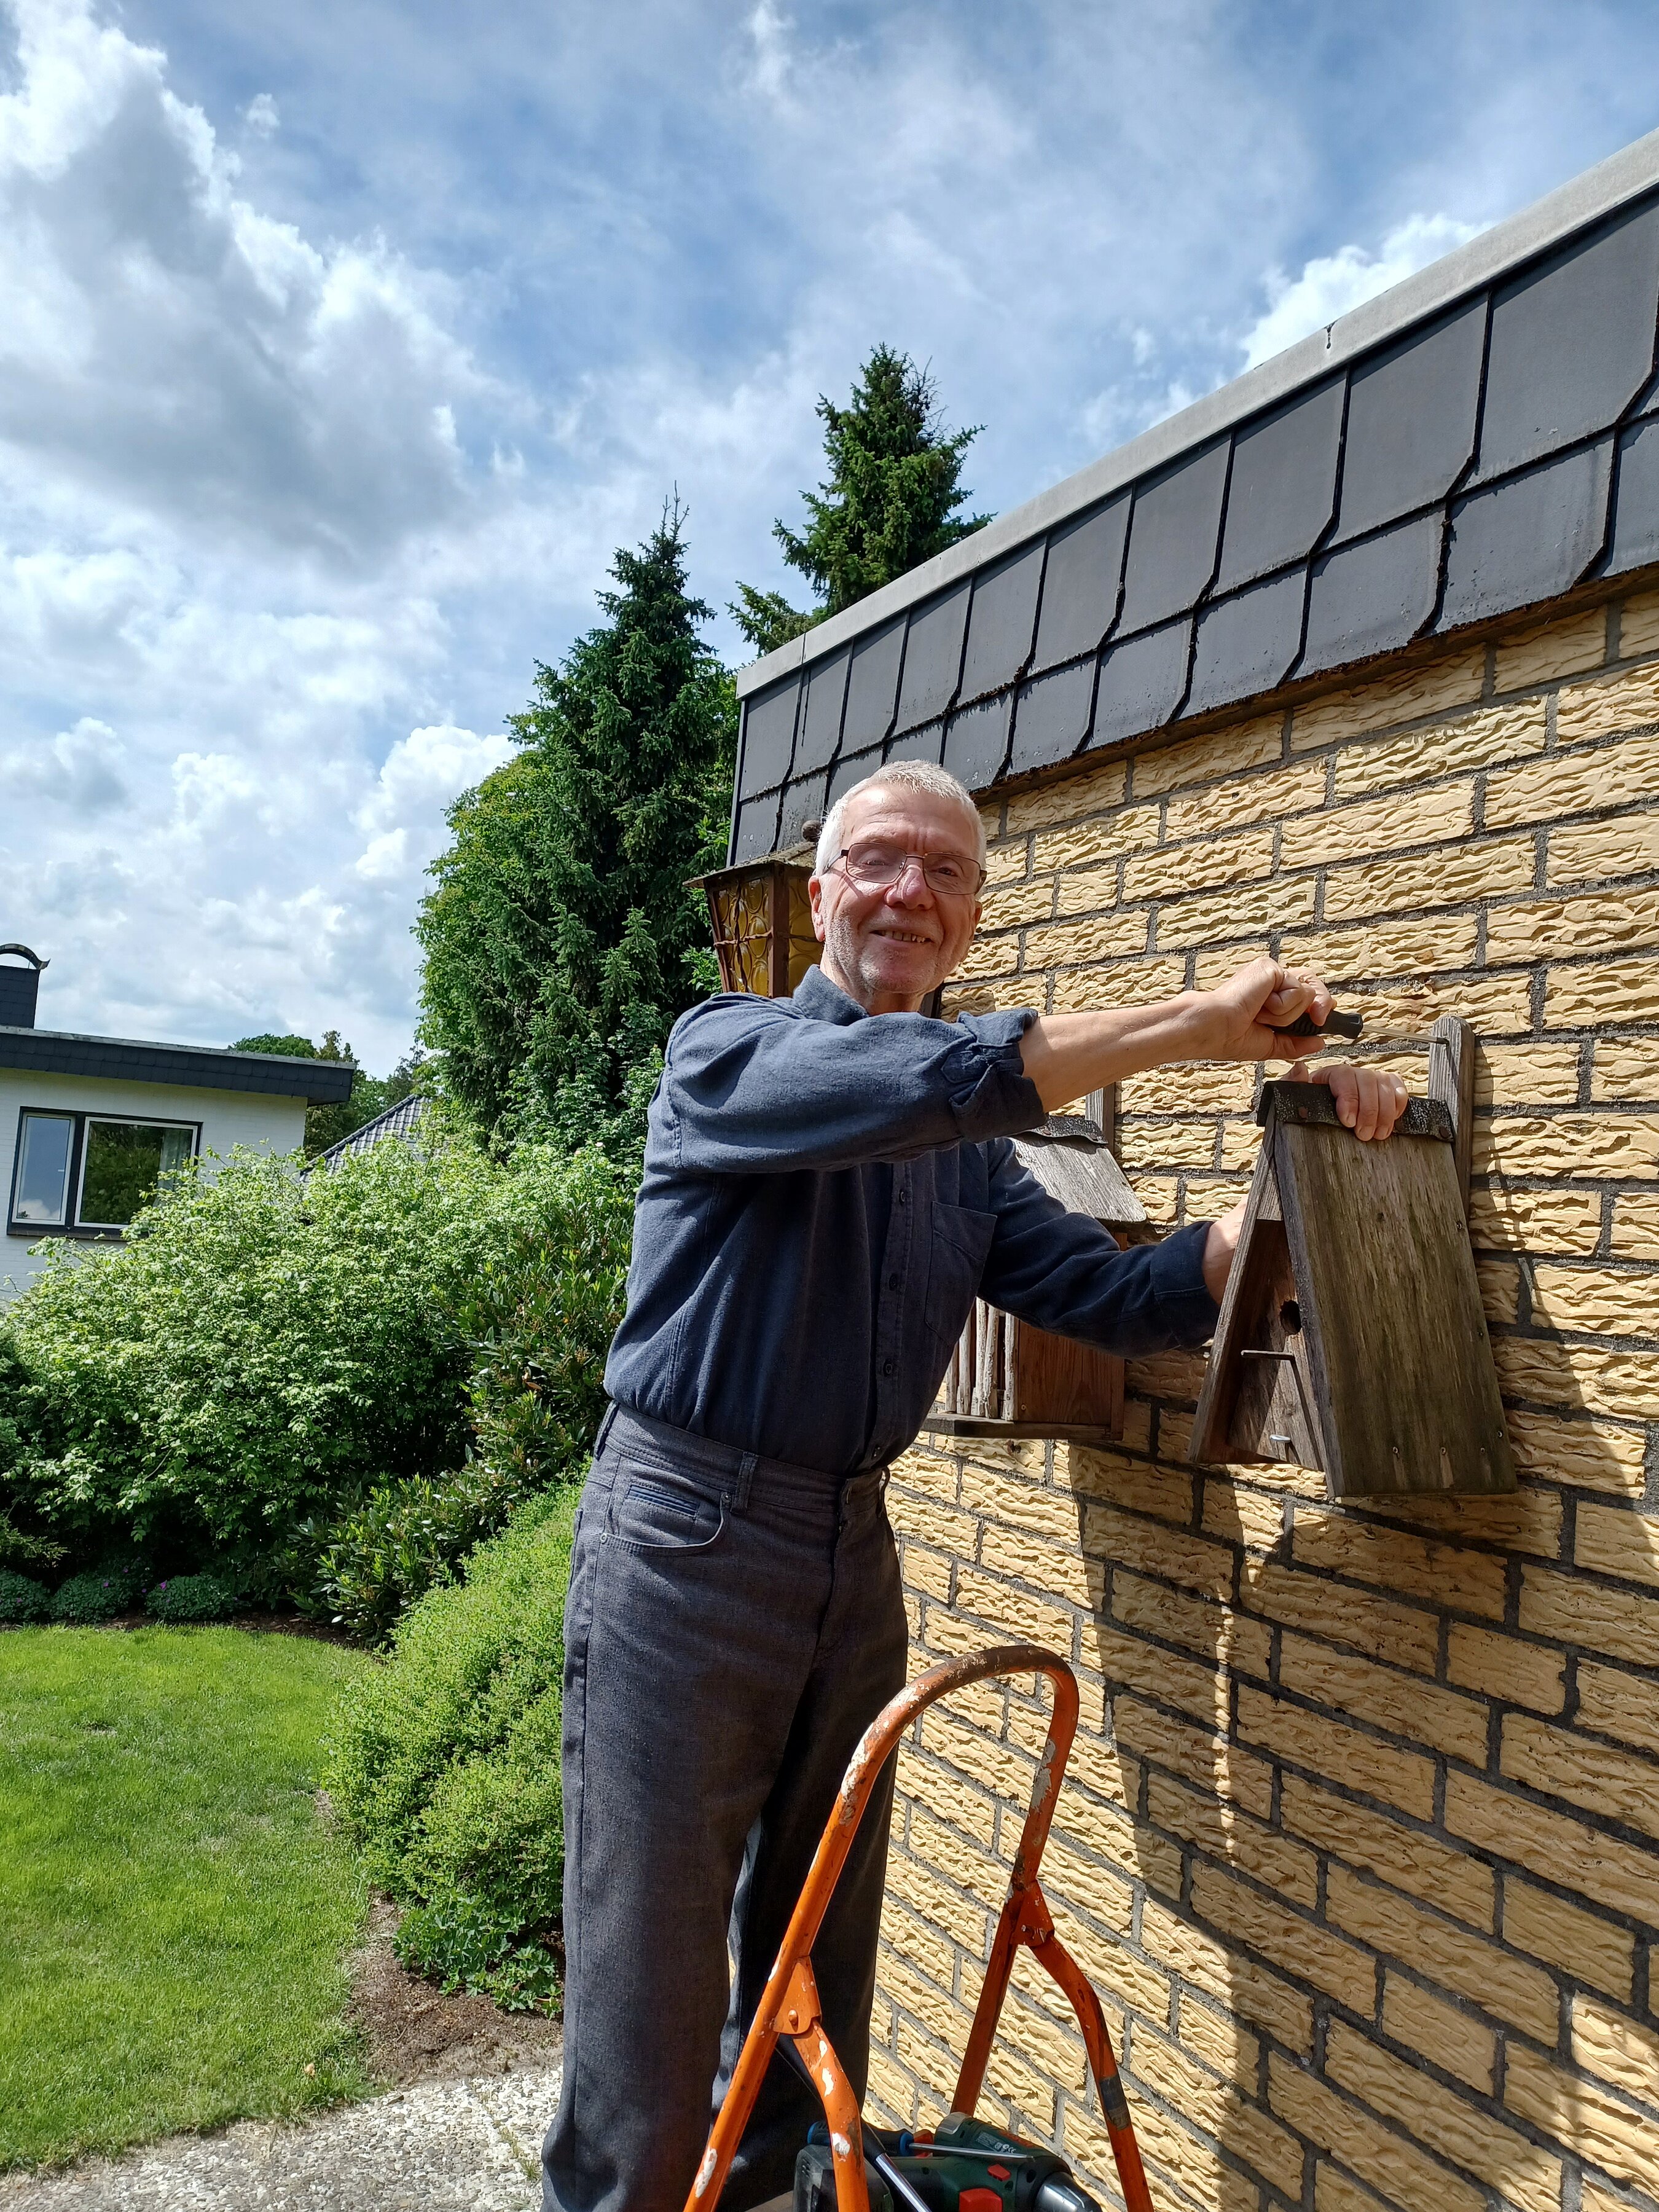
[926, 1103, 1149, 1445]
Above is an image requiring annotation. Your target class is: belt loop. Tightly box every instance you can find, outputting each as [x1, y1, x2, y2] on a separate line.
[731, 1451, 758, 1513]
[593, 1403, 618, 1462]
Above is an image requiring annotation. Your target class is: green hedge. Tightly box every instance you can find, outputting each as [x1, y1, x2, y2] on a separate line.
[325, 1489, 578, 2008]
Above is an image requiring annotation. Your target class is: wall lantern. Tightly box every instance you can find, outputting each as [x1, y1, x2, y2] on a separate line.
[925, 1100, 1150, 1445]
[689, 858, 821, 998]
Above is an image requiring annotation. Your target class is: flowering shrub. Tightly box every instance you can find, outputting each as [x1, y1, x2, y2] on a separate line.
[0, 1569, 50, 1623]
[50, 1568, 138, 1623]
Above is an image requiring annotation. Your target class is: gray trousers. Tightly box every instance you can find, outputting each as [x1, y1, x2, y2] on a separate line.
[543, 1406, 908, 2212]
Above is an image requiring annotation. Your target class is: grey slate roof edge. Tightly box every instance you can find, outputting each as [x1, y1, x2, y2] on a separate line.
[735, 123, 1659, 702]
[314, 1092, 430, 1169]
[0, 1027, 357, 1102]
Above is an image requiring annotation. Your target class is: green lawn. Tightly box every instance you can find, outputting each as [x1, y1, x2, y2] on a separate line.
[0, 1626, 374, 2170]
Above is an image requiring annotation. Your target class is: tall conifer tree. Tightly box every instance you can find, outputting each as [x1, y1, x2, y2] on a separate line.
[732, 344, 989, 654]
[417, 508, 735, 1148]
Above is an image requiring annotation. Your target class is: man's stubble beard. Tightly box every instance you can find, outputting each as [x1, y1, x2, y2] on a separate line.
[820, 910, 949, 1012]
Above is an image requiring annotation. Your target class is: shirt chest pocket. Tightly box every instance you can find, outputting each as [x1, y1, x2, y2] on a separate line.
[922, 1201, 998, 1343]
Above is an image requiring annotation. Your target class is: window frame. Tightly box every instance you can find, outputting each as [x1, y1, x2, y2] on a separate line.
[7, 1109, 202, 1239]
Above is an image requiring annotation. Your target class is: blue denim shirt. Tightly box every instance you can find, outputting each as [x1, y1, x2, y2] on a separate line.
[604, 964, 1220, 1475]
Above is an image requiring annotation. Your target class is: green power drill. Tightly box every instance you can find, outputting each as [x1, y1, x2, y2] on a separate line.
[794, 2111, 1105, 2212]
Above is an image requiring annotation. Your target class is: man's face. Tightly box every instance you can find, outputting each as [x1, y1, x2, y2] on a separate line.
[809, 786, 985, 1013]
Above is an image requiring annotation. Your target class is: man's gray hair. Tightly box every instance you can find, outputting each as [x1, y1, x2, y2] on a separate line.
[813, 761, 987, 878]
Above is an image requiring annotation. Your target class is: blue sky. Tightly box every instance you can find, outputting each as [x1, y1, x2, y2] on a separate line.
[3, 0, 1658, 1067]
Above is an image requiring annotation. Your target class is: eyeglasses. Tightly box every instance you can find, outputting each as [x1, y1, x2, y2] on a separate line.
[833, 841, 986, 898]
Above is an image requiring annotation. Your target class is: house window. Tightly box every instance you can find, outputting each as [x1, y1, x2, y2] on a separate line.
[8, 1112, 199, 1236]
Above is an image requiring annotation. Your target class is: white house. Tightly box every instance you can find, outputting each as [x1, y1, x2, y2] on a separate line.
[0, 946, 355, 1304]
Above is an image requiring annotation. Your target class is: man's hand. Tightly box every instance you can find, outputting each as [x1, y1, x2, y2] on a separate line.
[1188, 955, 1334, 1063]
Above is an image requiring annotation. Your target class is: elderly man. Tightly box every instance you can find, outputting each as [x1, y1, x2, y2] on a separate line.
[544, 760, 1406, 2212]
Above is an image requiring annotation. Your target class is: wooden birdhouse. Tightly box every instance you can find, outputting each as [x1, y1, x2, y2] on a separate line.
[1190, 1021, 1515, 1499]
[689, 857, 820, 998]
[926, 1099, 1149, 1445]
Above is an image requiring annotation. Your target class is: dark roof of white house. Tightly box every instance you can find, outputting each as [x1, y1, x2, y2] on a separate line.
[0, 1026, 357, 1102]
[730, 126, 1659, 863]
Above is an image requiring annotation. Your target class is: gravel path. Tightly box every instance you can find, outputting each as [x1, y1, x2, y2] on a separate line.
[0, 2063, 561, 2212]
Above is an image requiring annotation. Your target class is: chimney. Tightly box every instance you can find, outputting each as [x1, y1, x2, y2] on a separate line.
[0, 946, 46, 1029]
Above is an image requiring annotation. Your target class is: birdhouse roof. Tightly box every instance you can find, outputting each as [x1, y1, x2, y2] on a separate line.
[1011, 1115, 1148, 1229]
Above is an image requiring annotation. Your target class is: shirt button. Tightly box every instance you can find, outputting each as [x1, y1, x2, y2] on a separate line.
[882, 1359, 895, 1376]
[896, 1191, 907, 1206]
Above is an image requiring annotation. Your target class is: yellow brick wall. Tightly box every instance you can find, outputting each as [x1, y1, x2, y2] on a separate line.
[870, 590, 1659, 2212]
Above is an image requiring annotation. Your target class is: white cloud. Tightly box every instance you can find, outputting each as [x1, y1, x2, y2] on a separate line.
[245, 93, 279, 137]
[0, 715, 126, 812]
[1239, 213, 1487, 370]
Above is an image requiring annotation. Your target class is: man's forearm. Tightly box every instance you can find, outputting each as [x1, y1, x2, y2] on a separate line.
[1018, 994, 1210, 1109]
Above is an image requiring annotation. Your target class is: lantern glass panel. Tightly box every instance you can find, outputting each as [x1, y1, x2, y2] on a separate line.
[786, 869, 821, 992]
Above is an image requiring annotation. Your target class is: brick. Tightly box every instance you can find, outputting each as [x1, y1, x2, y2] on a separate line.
[1334, 700, 1547, 800]
[1594, 1038, 1659, 1101]
[1164, 758, 1328, 840]
[1064, 1445, 1195, 1527]
[1445, 1770, 1659, 1924]
[1242, 1559, 1440, 1673]
[1502, 1711, 1659, 1841]
[1176, 1991, 1263, 2088]
[981, 877, 1057, 930]
[1080, 1500, 1236, 1602]
[892, 2010, 968, 2101]
[1204, 1481, 1289, 1553]
[908, 1805, 1016, 1914]
[866, 2044, 916, 2126]
[1277, 1633, 1489, 1762]
[1142, 1896, 1315, 2053]
[1325, 1864, 1558, 2039]
[1534, 1263, 1659, 1336]
[1147, 1765, 1320, 1907]
[1024, 911, 1152, 967]
[880, 1892, 962, 1990]
[1217, 1122, 1263, 1171]
[1488, 728, 1659, 831]
[1061, 1730, 1142, 1821]
[959, 1462, 1083, 1545]
[1502, 1877, 1635, 2002]
[1504, 2042, 1658, 2196]
[1471, 1182, 1605, 1255]
[1572, 1993, 1659, 2109]
[1006, 764, 1126, 831]
[1036, 804, 1162, 871]
[1120, 1061, 1260, 1115]
[897, 1749, 998, 1845]
[1290, 1513, 1508, 1620]
[1279, 782, 1472, 870]
[1131, 716, 1285, 799]
[1281, 915, 1481, 981]
[1048, 955, 1191, 1016]
[983, 834, 1032, 884]
[1322, 836, 1537, 922]
[1546, 954, 1659, 1027]
[1113, 1693, 1274, 1819]
[890, 1488, 980, 1552]
[985, 2036, 1059, 2131]
[953, 1566, 1078, 1653]
[1051, 861, 1125, 918]
[1576, 1499, 1659, 1583]
[1381, 1972, 1497, 2093]
[1110, 1568, 1274, 1680]
[1359, 1484, 1564, 1563]
[1153, 877, 1319, 949]
[1268, 2055, 1488, 2212]
[892, 1445, 962, 1499]
[1497, 1339, 1659, 1421]
[1578, 1659, 1659, 1758]
[1324, 2021, 1563, 2212]
[1620, 587, 1659, 657]
[1346, 971, 1537, 1036]
[1506, 1411, 1647, 1496]
[879, 1944, 976, 2049]
[1446, 1622, 1565, 1713]
[1580, 2183, 1649, 2212]
[1123, 825, 1277, 904]
[1290, 652, 1487, 753]
[1314, 2161, 1397, 2212]
[1488, 887, 1659, 964]
[1190, 1858, 1376, 2011]
[1556, 661, 1659, 745]
[1550, 814, 1659, 887]
[1037, 1827, 1137, 1934]
[1475, 1042, 1585, 1108]
[1497, 608, 1610, 692]
[1481, 1251, 1524, 1324]
[902, 1541, 955, 1602]
[1238, 1682, 1436, 1816]
[1079, 1620, 1230, 1731]
[1045, 1897, 1174, 2023]
[1128, 2023, 1307, 2197]
[1278, 1771, 1496, 1929]
[1479, 1112, 1659, 1180]
[1518, 1564, 1659, 1669]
